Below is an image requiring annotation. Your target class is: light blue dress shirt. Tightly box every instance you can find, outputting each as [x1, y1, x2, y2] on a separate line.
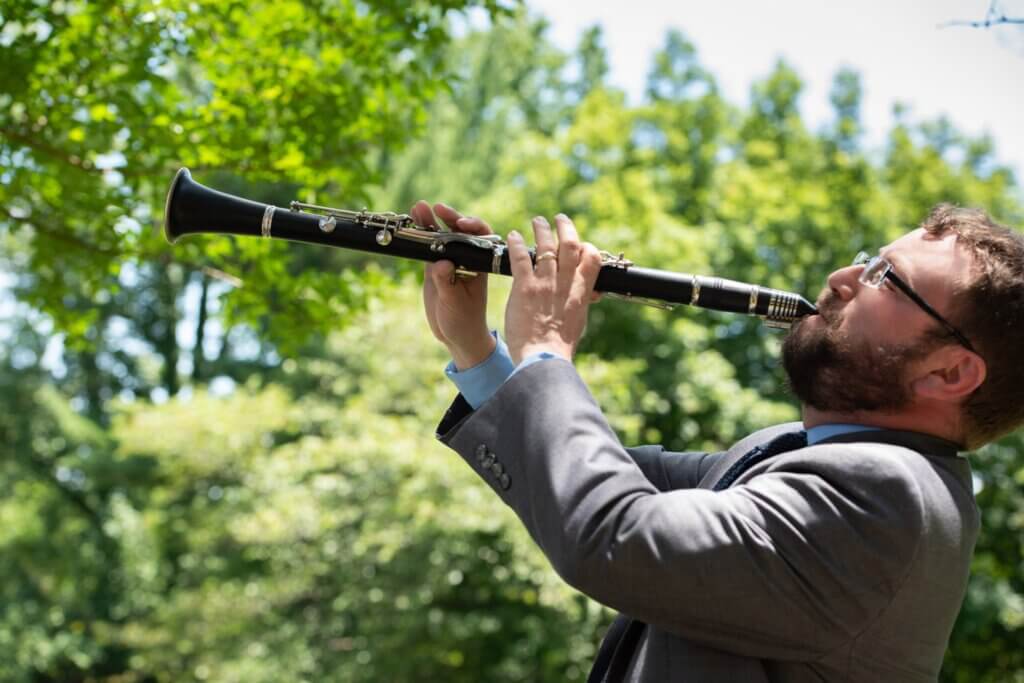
[806, 423, 880, 445]
[445, 331, 881, 443]
[444, 331, 564, 409]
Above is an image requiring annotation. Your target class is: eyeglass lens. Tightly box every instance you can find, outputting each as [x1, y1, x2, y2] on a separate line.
[852, 252, 889, 287]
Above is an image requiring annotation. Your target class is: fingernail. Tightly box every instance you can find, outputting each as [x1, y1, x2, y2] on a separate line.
[555, 213, 568, 220]
[533, 216, 548, 226]
[509, 230, 520, 240]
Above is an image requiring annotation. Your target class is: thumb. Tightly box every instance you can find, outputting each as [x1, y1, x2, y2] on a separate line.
[429, 260, 457, 298]
[578, 243, 603, 293]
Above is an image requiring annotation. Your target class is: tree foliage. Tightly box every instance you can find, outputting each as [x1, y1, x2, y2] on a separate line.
[2, 5, 1023, 681]
[0, 0, 513, 417]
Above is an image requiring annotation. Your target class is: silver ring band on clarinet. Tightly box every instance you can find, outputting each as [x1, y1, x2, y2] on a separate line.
[261, 205, 275, 238]
[492, 245, 505, 274]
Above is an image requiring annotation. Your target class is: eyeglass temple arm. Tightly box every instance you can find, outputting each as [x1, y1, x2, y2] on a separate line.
[885, 271, 976, 352]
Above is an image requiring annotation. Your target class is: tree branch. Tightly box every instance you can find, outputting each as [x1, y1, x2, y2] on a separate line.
[0, 205, 122, 257]
[0, 125, 169, 181]
[0, 125, 103, 175]
[17, 449, 114, 546]
[940, 16, 1024, 27]
[940, 0, 1024, 28]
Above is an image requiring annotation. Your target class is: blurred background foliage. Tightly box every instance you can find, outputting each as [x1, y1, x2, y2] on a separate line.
[1, 1, 1022, 680]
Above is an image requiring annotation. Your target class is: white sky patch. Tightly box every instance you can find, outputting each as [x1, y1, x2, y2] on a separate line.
[527, 0, 1024, 181]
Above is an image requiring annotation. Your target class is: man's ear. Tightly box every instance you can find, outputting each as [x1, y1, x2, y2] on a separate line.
[911, 347, 987, 402]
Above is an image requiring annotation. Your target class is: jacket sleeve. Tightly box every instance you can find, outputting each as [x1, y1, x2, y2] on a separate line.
[436, 359, 926, 660]
[435, 387, 718, 493]
[624, 446, 720, 492]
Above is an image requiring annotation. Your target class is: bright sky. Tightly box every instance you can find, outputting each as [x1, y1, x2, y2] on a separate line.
[527, 0, 1024, 183]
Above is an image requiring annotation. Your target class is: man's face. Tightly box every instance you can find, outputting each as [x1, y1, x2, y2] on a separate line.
[782, 229, 971, 413]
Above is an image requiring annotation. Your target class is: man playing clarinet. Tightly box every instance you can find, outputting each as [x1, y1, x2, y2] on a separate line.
[414, 199, 1024, 682]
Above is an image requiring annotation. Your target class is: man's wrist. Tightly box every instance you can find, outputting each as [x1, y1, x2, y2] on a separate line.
[444, 331, 515, 409]
[450, 333, 498, 371]
[513, 342, 571, 366]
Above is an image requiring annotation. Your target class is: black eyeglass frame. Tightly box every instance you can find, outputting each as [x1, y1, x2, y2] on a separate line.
[852, 251, 977, 353]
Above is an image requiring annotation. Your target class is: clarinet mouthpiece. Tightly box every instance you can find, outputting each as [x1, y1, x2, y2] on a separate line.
[763, 291, 818, 329]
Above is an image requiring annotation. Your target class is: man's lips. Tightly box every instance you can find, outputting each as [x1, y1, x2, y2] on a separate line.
[812, 292, 843, 326]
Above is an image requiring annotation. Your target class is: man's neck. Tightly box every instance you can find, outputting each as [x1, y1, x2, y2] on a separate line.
[801, 404, 963, 444]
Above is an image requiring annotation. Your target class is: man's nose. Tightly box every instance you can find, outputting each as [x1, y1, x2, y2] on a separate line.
[826, 265, 862, 301]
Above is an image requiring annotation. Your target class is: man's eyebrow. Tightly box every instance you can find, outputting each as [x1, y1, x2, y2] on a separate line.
[880, 250, 915, 287]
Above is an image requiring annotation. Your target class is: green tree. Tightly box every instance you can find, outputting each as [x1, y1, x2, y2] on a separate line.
[0, 0, 513, 416]
[3, 10, 1023, 681]
[371, 7, 572, 214]
[572, 25, 610, 102]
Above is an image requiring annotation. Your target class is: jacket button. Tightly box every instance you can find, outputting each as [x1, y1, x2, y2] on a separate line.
[475, 444, 488, 462]
[499, 473, 511, 490]
[489, 462, 504, 477]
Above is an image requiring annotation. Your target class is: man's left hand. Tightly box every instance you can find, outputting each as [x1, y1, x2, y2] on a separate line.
[504, 214, 604, 365]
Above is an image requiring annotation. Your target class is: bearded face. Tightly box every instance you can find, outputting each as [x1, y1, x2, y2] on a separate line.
[781, 291, 938, 413]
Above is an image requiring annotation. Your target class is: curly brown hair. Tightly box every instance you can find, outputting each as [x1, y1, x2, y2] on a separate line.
[920, 204, 1024, 448]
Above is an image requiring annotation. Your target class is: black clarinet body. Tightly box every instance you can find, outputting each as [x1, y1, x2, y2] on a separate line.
[164, 168, 817, 327]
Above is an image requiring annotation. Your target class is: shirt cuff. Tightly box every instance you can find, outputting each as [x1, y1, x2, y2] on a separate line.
[511, 350, 566, 376]
[444, 331, 516, 409]
[444, 333, 568, 409]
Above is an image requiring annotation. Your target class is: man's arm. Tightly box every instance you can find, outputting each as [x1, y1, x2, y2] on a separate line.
[441, 330, 719, 491]
[438, 358, 925, 660]
[623, 445, 719, 491]
[439, 389, 717, 493]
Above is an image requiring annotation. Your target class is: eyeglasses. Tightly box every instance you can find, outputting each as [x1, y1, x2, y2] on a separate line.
[852, 251, 976, 353]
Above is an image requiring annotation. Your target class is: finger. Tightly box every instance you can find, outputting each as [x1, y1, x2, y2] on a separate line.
[554, 213, 582, 285]
[455, 216, 493, 235]
[507, 230, 534, 281]
[577, 242, 604, 297]
[423, 261, 436, 297]
[432, 203, 465, 232]
[590, 291, 603, 303]
[532, 216, 558, 277]
[428, 259, 457, 298]
[554, 213, 581, 261]
[411, 200, 436, 228]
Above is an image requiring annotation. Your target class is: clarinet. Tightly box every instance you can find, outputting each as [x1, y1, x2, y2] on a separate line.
[163, 168, 818, 328]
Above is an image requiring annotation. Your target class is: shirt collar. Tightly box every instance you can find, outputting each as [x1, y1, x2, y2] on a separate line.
[805, 423, 963, 458]
[806, 423, 880, 445]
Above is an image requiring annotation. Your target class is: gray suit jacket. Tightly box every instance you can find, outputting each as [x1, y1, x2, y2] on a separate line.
[436, 359, 980, 682]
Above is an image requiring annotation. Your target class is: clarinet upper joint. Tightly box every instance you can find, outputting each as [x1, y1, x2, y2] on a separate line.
[290, 200, 507, 253]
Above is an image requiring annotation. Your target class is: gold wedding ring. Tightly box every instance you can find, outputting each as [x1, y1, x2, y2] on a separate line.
[535, 251, 558, 265]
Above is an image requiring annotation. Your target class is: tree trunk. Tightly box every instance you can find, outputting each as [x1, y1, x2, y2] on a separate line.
[192, 272, 209, 383]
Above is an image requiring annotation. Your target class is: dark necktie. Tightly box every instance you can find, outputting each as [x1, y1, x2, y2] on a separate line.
[586, 429, 808, 683]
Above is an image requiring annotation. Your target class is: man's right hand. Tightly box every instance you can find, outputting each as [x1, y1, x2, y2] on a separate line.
[413, 201, 496, 370]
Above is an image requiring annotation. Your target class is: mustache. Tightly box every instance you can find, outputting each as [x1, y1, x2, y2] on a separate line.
[814, 289, 843, 322]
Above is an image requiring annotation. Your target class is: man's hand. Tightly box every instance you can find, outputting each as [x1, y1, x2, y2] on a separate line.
[505, 214, 603, 365]
[415, 201, 496, 370]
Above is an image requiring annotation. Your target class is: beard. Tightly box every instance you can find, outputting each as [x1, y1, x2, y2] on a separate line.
[781, 291, 937, 413]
